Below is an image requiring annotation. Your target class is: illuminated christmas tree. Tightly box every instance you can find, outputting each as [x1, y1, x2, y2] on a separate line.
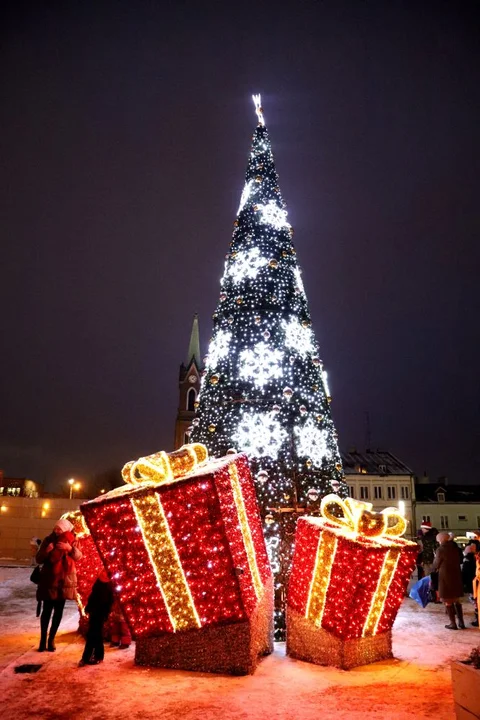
[190, 95, 348, 633]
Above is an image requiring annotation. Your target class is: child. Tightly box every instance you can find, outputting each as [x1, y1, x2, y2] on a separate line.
[109, 598, 132, 650]
[78, 568, 113, 666]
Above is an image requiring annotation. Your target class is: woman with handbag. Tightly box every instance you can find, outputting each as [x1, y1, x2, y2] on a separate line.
[36, 518, 82, 652]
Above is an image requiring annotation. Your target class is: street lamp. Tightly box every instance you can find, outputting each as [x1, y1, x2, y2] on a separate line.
[68, 478, 75, 500]
[73, 482, 81, 498]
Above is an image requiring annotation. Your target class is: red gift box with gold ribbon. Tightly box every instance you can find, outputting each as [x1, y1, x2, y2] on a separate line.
[80, 444, 273, 674]
[287, 494, 418, 669]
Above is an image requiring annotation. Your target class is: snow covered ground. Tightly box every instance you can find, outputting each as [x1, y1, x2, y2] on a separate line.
[0, 566, 478, 720]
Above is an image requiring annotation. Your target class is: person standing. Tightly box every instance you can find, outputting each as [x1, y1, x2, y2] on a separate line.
[471, 529, 480, 627]
[418, 521, 439, 576]
[36, 518, 82, 652]
[432, 532, 465, 630]
[79, 568, 114, 666]
[29, 537, 41, 566]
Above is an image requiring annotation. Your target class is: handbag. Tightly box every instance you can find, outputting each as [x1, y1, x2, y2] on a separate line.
[30, 565, 41, 584]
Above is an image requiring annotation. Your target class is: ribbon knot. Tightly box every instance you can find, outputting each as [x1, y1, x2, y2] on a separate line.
[122, 443, 208, 486]
[320, 494, 407, 539]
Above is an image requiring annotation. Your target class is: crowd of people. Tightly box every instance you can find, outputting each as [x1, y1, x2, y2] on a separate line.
[30, 516, 479, 665]
[416, 521, 480, 630]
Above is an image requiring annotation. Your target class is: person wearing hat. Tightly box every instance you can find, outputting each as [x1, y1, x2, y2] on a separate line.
[471, 529, 480, 627]
[36, 518, 83, 652]
[418, 521, 439, 577]
[432, 532, 465, 630]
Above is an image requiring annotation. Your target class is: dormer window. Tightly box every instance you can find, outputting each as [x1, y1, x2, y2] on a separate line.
[378, 464, 387, 474]
[437, 492, 445, 503]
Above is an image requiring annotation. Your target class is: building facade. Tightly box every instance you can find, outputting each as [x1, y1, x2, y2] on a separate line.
[414, 483, 480, 539]
[0, 470, 42, 498]
[341, 449, 416, 537]
[174, 314, 203, 450]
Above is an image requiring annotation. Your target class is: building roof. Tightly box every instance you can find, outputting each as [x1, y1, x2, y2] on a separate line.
[185, 313, 201, 368]
[415, 484, 480, 503]
[341, 449, 413, 476]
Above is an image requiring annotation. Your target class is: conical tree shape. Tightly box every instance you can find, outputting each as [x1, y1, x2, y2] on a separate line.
[190, 96, 347, 633]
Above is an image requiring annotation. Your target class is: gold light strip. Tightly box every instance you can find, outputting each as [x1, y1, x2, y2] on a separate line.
[228, 464, 263, 599]
[131, 494, 201, 632]
[362, 548, 401, 637]
[306, 530, 338, 627]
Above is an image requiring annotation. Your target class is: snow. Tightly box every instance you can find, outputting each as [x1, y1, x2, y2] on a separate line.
[0, 566, 478, 720]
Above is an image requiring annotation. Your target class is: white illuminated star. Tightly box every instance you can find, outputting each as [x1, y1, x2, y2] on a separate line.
[239, 341, 283, 388]
[257, 200, 290, 230]
[283, 318, 315, 358]
[206, 329, 232, 368]
[232, 411, 287, 458]
[227, 247, 267, 284]
[294, 417, 332, 466]
[237, 179, 255, 215]
[293, 267, 305, 295]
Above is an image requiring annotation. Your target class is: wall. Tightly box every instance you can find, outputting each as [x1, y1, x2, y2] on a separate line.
[0, 497, 86, 563]
[415, 502, 480, 537]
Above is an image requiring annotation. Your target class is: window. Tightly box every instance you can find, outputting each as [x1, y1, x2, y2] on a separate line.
[360, 486, 369, 500]
[374, 486, 382, 500]
[437, 492, 445, 502]
[187, 388, 196, 412]
[401, 486, 409, 500]
[440, 515, 449, 529]
[387, 486, 396, 500]
[458, 515, 468, 522]
[348, 486, 355, 498]
[378, 464, 387, 474]
[422, 515, 431, 523]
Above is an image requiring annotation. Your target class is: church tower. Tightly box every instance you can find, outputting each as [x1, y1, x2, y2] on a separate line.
[174, 313, 203, 449]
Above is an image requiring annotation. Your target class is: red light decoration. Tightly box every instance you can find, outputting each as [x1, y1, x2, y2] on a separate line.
[80, 447, 273, 674]
[60, 510, 104, 621]
[286, 495, 418, 669]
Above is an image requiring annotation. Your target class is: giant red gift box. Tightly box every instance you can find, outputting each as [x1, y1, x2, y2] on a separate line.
[286, 495, 418, 669]
[81, 446, 273, 674]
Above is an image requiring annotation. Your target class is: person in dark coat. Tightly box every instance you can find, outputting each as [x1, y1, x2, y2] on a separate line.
[36, 518, 82, 652]
[432, 532, 465, 630]
[418, 522, 439, 576]
[79, 568, 114, 666]
[462, 543, 477, 594]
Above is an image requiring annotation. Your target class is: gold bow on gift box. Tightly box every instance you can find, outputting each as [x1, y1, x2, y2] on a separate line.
[320, 494, 407, 539]
[121, 443, 209, 486]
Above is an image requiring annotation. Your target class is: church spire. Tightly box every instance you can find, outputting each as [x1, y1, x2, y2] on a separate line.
[185, 313, 201, 368]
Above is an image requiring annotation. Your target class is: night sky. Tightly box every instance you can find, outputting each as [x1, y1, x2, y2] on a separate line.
[1, 1, 479, 492]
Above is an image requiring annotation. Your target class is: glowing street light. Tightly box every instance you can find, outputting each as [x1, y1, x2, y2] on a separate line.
[68, 478, 75, 500]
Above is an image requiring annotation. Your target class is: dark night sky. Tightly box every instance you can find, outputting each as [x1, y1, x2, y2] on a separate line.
[1, 1, 479, 491]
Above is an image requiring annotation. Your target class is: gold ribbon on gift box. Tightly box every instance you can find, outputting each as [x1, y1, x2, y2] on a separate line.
[306, 494, 408, 637]
[120, 443, 262, 632]
[122, 443, 208, 486]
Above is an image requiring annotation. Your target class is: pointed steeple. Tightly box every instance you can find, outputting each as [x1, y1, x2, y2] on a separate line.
[185, 313, 201, 368]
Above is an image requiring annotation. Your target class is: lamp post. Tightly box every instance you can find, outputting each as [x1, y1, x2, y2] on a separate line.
[68, 478, 75, 500]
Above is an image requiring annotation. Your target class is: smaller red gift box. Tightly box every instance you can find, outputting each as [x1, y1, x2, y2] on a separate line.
[287, 495, 418, 669]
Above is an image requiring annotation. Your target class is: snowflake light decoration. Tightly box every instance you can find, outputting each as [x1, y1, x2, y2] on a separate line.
[239, 341, 283, 388]
[206, 329, 232, 368]
[227, 247, 267, 284]
[237, 179, 255, 215]
[232, 410, 287, 458]
[283, 318, 315, 358]
[294, 417, 332, 467]
[257, 200, 290, 230]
